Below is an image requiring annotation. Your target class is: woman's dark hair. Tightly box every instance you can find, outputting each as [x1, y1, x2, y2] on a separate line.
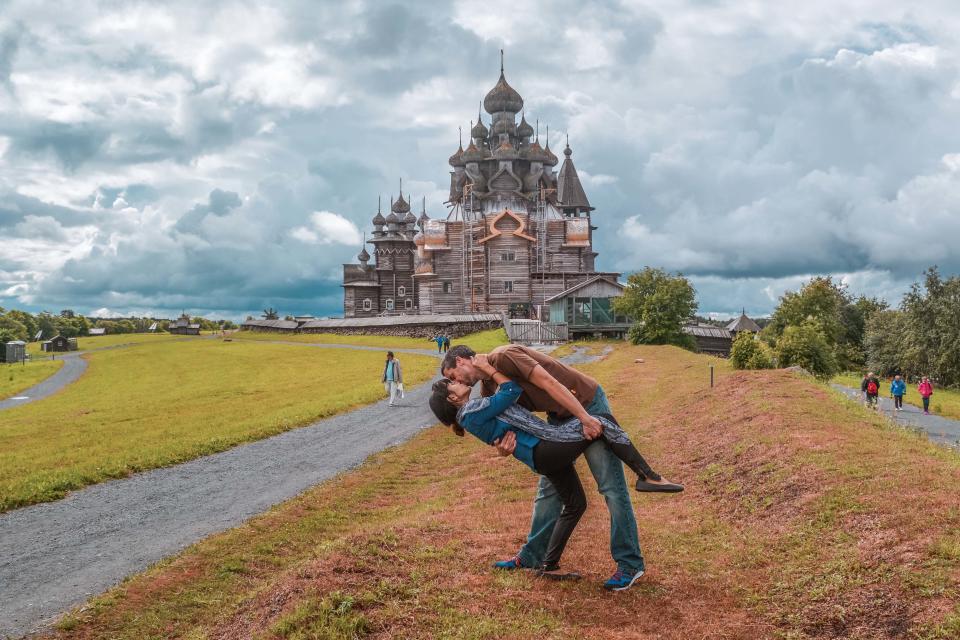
[429, 378, 464, 436]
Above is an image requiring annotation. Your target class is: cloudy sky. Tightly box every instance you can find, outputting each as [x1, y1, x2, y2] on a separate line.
[2, 0, 959, 321]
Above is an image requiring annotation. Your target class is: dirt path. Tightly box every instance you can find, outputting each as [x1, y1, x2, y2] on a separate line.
[831, 383, 960, 448]
[0, 354, 87, 411]
[0, 343, 443, 638]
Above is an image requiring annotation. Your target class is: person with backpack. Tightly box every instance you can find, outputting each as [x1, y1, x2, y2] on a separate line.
[860, 373, 869, 405]
[890, 375, 906, 411]
[864, 372, 880, 410]
[918, 377, 934, 414]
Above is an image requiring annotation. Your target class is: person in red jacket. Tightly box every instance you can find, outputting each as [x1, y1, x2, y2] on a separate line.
[864, 372, 881, 410]
[918, 377, 934, 414]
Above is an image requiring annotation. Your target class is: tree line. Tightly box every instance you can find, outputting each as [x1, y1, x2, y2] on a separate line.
[0, 308, 237, 343]
[614, 266, 960, 385]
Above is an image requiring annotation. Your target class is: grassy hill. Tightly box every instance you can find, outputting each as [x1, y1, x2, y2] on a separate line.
[42, 345, 960, 639]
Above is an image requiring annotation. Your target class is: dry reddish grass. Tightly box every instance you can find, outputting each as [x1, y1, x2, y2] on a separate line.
[43, 345, 960, 640]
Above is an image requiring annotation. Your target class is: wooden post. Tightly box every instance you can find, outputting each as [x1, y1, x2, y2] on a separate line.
[710, 365, 714, 388]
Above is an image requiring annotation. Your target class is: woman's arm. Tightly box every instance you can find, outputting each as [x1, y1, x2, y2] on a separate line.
[460, 381, 523, 425]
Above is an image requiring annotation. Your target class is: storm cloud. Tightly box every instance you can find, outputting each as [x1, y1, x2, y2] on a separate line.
[1, 0, 960, 320]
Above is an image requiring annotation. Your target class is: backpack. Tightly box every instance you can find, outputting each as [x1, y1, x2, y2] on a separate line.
[866, 380, 878, 395]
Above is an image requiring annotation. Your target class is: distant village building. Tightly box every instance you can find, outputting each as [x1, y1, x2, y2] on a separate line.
[41, 335, 78, 352]
[683, 311, 761, 356]
[343, 58, 619, 319]
[726, 311, 761, 337]
[2, 340, 26, 363]
[88, 328, 106, 336]
[168, 313, 201, 335]
[545, 275, 632, 339]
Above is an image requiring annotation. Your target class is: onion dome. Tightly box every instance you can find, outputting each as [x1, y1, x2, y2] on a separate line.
[385, 211, 399, 225]
[544, 141, 558, 165]
[392, 191, 410, 214]
[491, 117, 514, 137]
[372, 211, 386, 226]
[357, 247, 370, 262]
[517, 114, 534, 139]
[403, 210, 417, 225]
[484, 62, 523, 114]
[448, 144, 464, 166]
[462, 141, 483, 162]
[526, 140, 548, 162]
[413, 231, 425, 247]
[493, 140, 518, 160]
[471, 118, 488, 140]
[418, 210, 429, 227]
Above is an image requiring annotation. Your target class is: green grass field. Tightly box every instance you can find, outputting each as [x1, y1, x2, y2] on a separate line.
[231, 327, 509, 353]
[0, 360, 64, 400]
[833, 373, 960, 420]
[26, 332, 199, 357]
[0, 340, 437, 512]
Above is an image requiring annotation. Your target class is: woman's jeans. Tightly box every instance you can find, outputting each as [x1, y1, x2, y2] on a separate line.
[516, 386, 644, 574]
[923, 396, 931, 412]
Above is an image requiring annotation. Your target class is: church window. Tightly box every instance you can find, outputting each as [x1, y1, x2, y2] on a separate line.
[398, 286, 406, 297]
[362, 298, 372, 311]
[405, 298, 413, 309]
[500, 251, 516, 262]
[442, 281, 453, 293]
[503, 281, 514, 293]
[385, 299, 395, 311]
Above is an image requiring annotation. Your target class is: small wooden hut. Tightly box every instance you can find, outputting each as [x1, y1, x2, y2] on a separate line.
[168, 313, 201, 335]
[2, 340, 26, 363]
[545, 275, 632, 339]
[41, 335, 77, 352]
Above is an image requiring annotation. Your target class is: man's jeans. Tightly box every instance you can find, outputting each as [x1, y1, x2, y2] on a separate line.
[516, 386, 644, 573]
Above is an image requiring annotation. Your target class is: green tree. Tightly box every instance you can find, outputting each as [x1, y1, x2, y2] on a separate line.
[776, 323, 838, 379]
[864, 309, 907, 377]
[613, 267, 698, 348]
[0, 315, 29, 341]
[900, 267, 960, 385]
[730, 332, 774, 370]
[7, 310, 38, 339]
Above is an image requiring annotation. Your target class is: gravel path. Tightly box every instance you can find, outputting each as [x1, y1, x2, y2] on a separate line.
[831, 384, 960, 448]
[0, 354, 88, 411]
[0, 345, 443, 638]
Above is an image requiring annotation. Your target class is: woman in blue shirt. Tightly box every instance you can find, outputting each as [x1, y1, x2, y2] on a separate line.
[429, 366, 682, 578]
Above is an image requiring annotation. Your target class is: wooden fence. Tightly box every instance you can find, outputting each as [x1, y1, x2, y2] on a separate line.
[502, 315, 569, 344]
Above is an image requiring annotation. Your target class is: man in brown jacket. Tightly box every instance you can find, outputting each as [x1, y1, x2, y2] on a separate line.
[441, 343, 654, 591]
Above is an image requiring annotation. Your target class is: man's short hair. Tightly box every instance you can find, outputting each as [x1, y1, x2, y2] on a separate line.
[440, 344, 476, 374]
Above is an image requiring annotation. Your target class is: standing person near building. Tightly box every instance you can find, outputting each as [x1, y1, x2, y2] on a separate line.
[382, 351, 403, 407]
[443, 335, 451, 352]
[432, 335, 445, 353]
[918, 377, 934, 414]
[890, 375, 906, 411]
[864, 372, 881, 410]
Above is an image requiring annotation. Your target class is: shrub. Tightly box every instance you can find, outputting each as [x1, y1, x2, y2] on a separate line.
[776, 323, 838, 379]
[730, 332, 774, 370]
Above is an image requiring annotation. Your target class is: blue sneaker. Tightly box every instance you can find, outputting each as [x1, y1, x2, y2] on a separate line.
[604, 568, 644, 591]
[492, 555, 531, 570]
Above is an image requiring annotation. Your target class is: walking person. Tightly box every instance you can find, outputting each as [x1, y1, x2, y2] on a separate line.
[918, 377, 934, 414]
[442, 335, 450, 353]
[860, 373, 869, 405]
[382, 351, 403, 407]
[864, 372, 880, 410]
[432, 335, 444, 353]
[890, 375, 906, 411]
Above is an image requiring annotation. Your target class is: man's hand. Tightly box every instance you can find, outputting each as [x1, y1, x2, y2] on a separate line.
[472, 353, 495, 375]
[580, 415, 603, 440]
[493, 430, 516, 456]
